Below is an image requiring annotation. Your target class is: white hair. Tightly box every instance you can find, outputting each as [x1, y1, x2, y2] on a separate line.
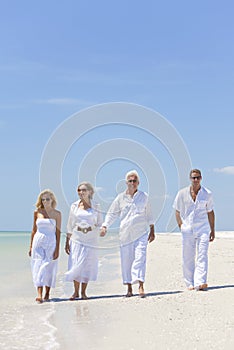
[125, 170, 140, 182]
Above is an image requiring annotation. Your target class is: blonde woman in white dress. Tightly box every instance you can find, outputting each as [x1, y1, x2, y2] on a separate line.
[65, 182, 103, 300]
[29, 189, 61, 303]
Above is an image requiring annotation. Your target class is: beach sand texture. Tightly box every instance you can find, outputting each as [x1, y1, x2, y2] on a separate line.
[0, 232, 233, 349]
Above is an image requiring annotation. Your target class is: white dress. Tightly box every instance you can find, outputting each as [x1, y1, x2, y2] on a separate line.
[31, 218, 58, 288]
[65, 201, 102, 283]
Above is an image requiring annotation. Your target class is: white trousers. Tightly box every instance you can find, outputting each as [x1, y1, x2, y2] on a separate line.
[120, 233, 148, 285]
[182, 231, 209, 288]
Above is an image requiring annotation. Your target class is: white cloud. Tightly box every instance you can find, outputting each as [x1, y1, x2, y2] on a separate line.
[214, 166, 234, 175]
[34, 98, 93, 106]
[46, 98, 84, 105]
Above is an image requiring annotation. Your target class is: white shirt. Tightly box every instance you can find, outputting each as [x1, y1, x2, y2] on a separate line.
[173, 186, 214, 234]
[103, 190, 155, 245]
[67, 200, 103, 243]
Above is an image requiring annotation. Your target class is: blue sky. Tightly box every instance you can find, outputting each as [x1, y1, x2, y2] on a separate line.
[0, 0, 233, 232]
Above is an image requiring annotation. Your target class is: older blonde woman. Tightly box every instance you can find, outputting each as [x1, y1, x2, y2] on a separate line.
[29, 189, 61, 303]
[65, 182, 103, 300]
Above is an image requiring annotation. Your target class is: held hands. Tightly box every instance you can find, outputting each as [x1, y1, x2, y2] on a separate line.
[100, 226, 107, 237]
[100, 226, 155, 241]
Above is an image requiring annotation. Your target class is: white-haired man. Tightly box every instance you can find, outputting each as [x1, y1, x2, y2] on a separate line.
[100, 170, 155, 297]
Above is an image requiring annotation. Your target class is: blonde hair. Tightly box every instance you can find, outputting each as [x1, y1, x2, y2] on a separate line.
[77, 182, 94, 199]
[35, 189, 57, 209]
[125, 170, 140, 182]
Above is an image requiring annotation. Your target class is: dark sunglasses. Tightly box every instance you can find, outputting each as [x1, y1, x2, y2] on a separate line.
[128, 179, 137, 183]
[78, 188, 87, 192]
[190, 176, 201, 180]
[42, 198, 51, 202]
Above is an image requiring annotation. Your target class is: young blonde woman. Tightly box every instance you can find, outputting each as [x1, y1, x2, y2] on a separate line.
[29, 189, 61, 303]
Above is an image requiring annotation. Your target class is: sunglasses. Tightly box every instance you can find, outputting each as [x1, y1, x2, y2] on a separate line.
[190, 176, 201, 180]
[128, 179, 137, 183]
[42, 198, 51, 202]
[78, 188, 87, 192]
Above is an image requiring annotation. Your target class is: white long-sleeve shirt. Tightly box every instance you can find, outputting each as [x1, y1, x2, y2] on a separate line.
[173, 186, 214, 234]
[103, 190, 155, 245]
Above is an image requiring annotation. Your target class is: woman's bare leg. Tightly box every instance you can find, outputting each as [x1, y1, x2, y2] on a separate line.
[44, 286, 51, 301]
[70, 280, 80, 300]
[81, 283, 88, 299]
[36, 286, 43, 303]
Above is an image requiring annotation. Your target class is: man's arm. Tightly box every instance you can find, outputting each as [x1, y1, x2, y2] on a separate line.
[148, 224, 155, 243]
[100, 197, 120, 236]
[175, 210, 183, 229]
[208, 210, 215, 241]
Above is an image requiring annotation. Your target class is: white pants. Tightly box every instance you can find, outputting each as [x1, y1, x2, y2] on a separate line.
[182, 231, 209, 288]
[120, 233, 148, 285]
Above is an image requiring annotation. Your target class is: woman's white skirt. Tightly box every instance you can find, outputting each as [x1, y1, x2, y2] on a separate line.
[31, 232, 57, 288]
[65, 238, 98, 283]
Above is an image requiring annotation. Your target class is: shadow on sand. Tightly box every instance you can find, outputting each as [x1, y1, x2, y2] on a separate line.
[207, 284, 234, 291]
[50, 290, 184, 302]
[48, 284, 234, 303]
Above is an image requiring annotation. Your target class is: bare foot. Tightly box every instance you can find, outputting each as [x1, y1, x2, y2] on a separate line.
[125, 291, 133, 297]
[196, 283, 208, 291]
[69, 293, 79, 301]
[44, 293, 50, 301]
[139, 285, 145, 298]
[125, 284, 133, 297]
[187, 285, 194, 291]
[81, 294, 88, 300]
[35, 297, 43, 304]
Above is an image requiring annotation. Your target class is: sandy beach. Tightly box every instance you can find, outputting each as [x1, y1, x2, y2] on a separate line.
[0, 232, 233, 349]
